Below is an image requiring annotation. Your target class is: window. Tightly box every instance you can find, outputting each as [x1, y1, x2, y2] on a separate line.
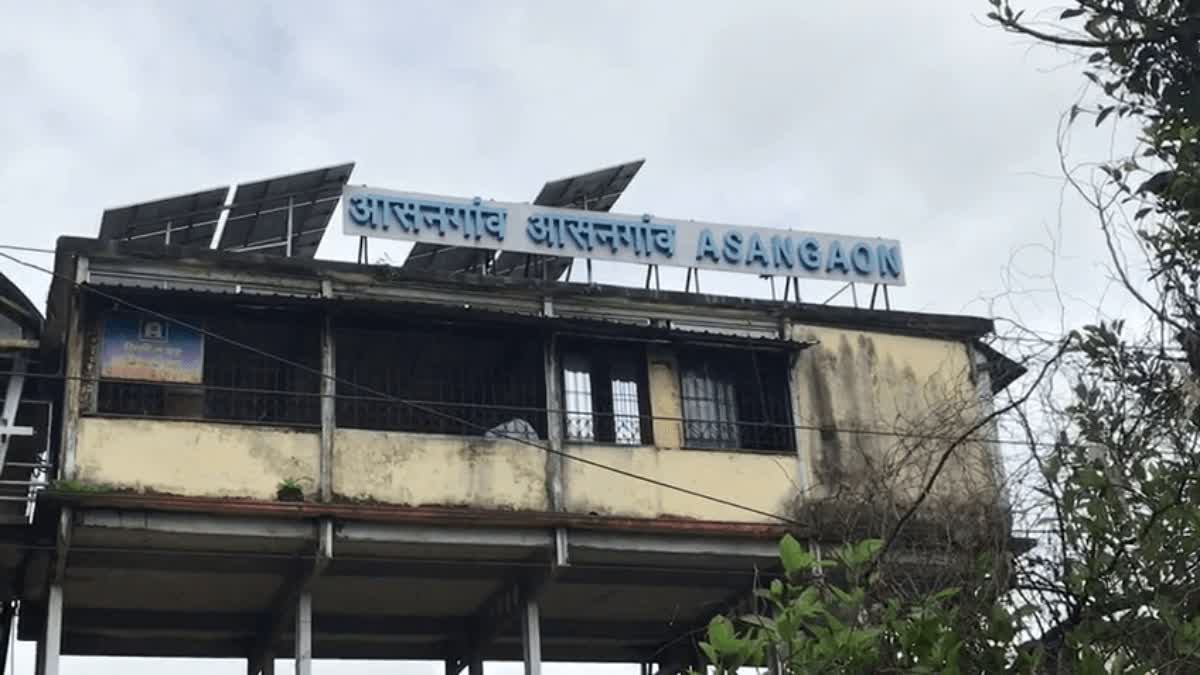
[679, 347, 794, 452]
[561, 341, 652, 446]
[94, 309, 321, 426]
[336, 322, 546, 439]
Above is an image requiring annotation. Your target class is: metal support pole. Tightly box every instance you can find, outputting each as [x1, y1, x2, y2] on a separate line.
[252, 655, 275, 675]
[850, 282, 859, 308]
[0, 354, 28, 471]
[586, 258, 593, 284]
[0, 602, 13, 675]
[294, 591, 312, 675]
[285, 196, 295, 258]
[520, 595, 542, 675]
[468, 655, 484, 675]
[41, 584, 63, 675]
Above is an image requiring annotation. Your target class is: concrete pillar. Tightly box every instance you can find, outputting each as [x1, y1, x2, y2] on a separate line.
[249, 655, 275, 675]
[319, 312, 335, 501]
[40, 584, 63, 675]
[294, 591, 312, 675]
[34, 640, 45, 675]
[520, 595, 541, 675]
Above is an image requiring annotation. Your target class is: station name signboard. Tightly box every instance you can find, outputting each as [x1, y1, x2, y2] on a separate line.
[342, 186, 905, 285]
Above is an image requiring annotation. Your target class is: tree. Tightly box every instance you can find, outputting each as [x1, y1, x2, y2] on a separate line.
[699, 2, 1200, 673]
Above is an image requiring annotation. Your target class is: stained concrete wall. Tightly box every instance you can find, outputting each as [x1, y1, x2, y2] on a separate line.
[790, 325, 999, 504]
[72, 324, 999, 521]
[74, 417, 320, 500]
[563, 444, 801, 523]
[333, 429, 549, 511]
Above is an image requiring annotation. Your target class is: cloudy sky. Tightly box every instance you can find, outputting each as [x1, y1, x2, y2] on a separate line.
[0, 0, 1132, 672]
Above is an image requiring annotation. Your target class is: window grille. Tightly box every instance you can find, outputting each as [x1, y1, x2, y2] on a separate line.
[678, 348, 794, 452]
[95, 310, 321, 426]
[335, 322, 547, 439]
[561, 341, 651, 446]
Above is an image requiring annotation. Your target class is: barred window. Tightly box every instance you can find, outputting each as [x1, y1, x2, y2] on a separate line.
[335, 322, 546, 439]
[561, 341, 651, 446]
[679, 348, 794, 452]
[94, 309, 321, 426]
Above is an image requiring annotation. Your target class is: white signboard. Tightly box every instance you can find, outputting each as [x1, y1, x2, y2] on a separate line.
[342, 185, 905, 286]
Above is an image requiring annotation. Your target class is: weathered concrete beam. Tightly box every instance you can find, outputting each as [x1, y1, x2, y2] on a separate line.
[247, 519, 332, 675]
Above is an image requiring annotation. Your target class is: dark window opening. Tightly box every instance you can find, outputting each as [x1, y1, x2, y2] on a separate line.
[679, 347, 793, 452]
[561, 341, 652, 446]
[335, 323, 546, 439]
[95, 310, 321, 426]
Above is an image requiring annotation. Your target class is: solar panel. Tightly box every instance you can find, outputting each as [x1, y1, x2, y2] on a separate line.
[98, 186, 230, 248]
[491, 159, 644, 279]
[217, 163, 354, 258]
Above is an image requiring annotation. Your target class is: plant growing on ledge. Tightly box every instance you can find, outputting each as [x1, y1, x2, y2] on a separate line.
[50, 479, 112, 494]
[276, 478, 304, 503]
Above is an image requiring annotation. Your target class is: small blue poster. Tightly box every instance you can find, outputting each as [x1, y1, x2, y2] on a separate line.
[99, 314, 204, 384]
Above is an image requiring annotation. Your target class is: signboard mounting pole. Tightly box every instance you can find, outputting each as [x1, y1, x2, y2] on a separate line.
[285, 197, 295, 258]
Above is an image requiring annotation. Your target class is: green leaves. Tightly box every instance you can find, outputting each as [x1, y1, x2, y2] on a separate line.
[699, 615, 764, 672]
[779, 533, 814, 576]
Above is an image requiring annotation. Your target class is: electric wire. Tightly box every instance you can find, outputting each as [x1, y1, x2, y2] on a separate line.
[0, 248, 1083, 530]
[1, 251, 812, 527]
[0, 368, 1062, 449]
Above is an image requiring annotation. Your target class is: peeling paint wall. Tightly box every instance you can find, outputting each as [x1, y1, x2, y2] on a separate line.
[564, 444, 800, 523]
[72, 324, 1000, 521]
[74, 417, 319, 500]
[790, 325, 999, 504]
[333, 429, 548, 511]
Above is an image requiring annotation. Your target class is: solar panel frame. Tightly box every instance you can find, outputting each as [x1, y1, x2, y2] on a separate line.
[491, 159, 645, 279]
[98, 186, 230, 249]
[217, 163, 355, 258]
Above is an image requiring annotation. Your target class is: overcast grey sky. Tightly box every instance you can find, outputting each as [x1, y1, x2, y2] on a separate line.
[0, 0, 1130, 672]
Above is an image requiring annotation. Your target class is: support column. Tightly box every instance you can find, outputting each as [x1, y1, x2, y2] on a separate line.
[40, 584, 63, 675]
[0, 602, 13, 675]
[520, 595, 541, 675]
[250, 655, 274, 675]
[468, 655, 484, 675]
[542, 330, 564, 513]
[319, 312, 335, 502]
[294, 591, 312, 675]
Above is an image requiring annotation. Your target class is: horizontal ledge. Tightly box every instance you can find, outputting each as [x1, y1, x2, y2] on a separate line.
[48, 492, 791, 540]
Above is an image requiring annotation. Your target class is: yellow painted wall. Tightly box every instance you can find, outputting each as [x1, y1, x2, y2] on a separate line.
[71, 323, 1000, 519]
[564, 444, 800, 523]
[74, 417, 320, 500]
[789, 324, 999, 503]
[333, 429, 548, 511]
